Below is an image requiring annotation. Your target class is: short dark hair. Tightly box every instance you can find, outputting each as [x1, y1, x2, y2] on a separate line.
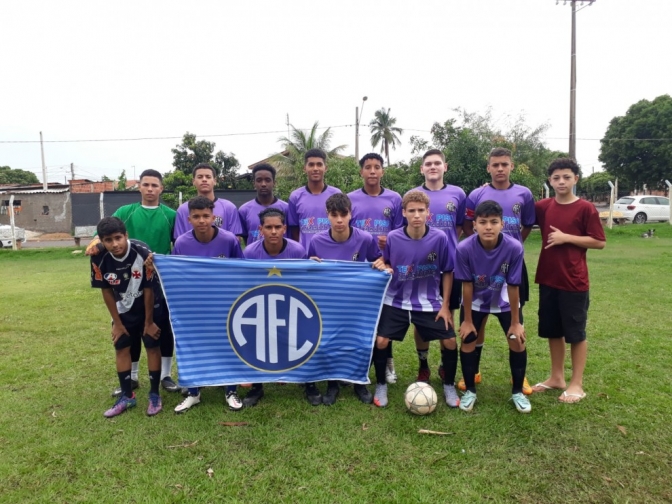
[252, 163, 277, 180]
[97, 216, 126, 238]
[488, 147, 512, 161]
[259, 207, 286, 225]
[192, 163, 217, 178]
[474, 200, 503, 219]
[325, 193, 351, 214]
[547, 157, 580, 176]
[304, 148, 327, 163]
[139, 169, 163, 182]
[188, 196, 215, 212]
[359, 152, 384, 168]
[422, 149, 445, 162]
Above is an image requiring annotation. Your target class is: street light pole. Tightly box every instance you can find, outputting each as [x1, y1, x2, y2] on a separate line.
[355, 96, 368, 162]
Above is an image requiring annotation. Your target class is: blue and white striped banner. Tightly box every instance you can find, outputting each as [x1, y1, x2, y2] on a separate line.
[154, 256, 391, 386]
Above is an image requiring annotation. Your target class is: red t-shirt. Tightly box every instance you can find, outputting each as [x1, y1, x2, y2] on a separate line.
[535, 198, 606, 292]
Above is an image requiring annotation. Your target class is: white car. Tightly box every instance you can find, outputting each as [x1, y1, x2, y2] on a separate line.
[614, 195, 670, 224]
[0, 225, 25, 248]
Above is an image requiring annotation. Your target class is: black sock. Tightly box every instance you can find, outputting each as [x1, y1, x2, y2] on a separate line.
[149, 370, 161, 395]
[373, 346, 388, 384]
[417, 348, 429, 370]
[118, 370, 132, 398]
[252, 383, 263, 391]
[509, 349, 527, 395]
[387, 341, 394, 359]
[327, 380, 339, 390]
[474, 344, 484, 374]
[441, 347, 458, 385]
[460, 350, 477, 393]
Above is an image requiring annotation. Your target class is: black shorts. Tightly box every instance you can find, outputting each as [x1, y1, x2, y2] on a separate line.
[520, 259, 530, 306]
[538, 285, 589, 344]
[438, 279, 461, 311]
[459, 308, 514, 339]
[112, 322, 162, 350]
[377, 305, 456, 342]
[155, 305, 174, 344]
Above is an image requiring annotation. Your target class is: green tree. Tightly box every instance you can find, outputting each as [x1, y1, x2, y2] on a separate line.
[0, 166, 40, 185]
[116, 170, 128, 191]
[161, 170, 194, 209]
[171, 132, 245, 188]
[369, 108, 403, 166]
[101, 175, 112, 182]
[214, 151, 241, 189]
[599, 94, 672, 192]
[579, 171, 613, 202]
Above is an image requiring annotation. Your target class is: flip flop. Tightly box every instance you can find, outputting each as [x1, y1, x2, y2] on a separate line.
[531, 382, 562, 393]
[559, 391, 587, 404]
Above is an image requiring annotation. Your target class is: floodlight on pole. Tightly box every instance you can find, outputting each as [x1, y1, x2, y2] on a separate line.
[355, 96, 368, 162]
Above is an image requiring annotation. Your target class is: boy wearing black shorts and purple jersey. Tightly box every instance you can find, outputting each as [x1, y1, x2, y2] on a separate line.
[371, 190, 459, 409]
[308, 193, 383, 405]
[91, 217, 163, 417]
[532, 158, 605, 403]
[455, 201, 529, 413]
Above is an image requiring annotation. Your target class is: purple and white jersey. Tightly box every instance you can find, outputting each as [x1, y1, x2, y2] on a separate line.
[243, 238, 307, 260]
[238, 198, 289, 244]
[383, 226, 453, 312]
[464, 184, 535, 243]
[308, 227, 382, 262]
[172, 227, 243, 259]
[454, 233, 523, 314]
[409, 184, 466, 253]
[174, 198, 243, 240]
[287, 185, 341, 249]
[347, 188, 403, 237]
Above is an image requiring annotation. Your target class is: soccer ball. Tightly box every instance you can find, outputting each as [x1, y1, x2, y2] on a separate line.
[404, 382, 437, 416]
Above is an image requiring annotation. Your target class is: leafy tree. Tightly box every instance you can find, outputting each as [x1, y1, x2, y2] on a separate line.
[101, 175, 112, 182]
[116, 170, 127, 191]
[171, 132, 245, 188]
[599, 94, 672, 192]
[0, 166, 40, 185]
[214, 151, 241, 189]
[579, 171, 613, 202]
[161, 170, 194, 209]
[369, 108, 403, 166]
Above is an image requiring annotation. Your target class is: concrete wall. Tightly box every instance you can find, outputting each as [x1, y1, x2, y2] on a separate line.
[0, 192, 72, 233]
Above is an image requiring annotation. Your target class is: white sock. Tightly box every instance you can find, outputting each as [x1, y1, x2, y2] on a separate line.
[131, 362, 139, 381]
[161, 357, 173, 380]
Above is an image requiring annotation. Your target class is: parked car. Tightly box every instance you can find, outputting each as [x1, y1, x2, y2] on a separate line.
[0, 224, 25, 248]
[613, 195, 670, 224]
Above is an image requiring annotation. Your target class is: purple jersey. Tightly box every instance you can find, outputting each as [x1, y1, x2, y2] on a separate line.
[308, 227, 382, 262]
[454, 233, 523, 314]
[383, 226, 453, 312]
[409, 184, 466, 253]
[242, 238, 307, 260]
[174, 198, 243, 240]
[287, 185, 341, 249]
[238, 197, 289, 244]
[347, 188, 403, 237]
[465, 184, 535, 243]
[172, 227, 243, 259]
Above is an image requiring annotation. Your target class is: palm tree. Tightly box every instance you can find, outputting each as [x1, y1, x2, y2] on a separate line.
[369, 108, 403, 166]
[275, 121, 347, 172]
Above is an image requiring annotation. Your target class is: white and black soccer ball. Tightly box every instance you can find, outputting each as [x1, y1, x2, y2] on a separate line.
[404, 382, 438, 416]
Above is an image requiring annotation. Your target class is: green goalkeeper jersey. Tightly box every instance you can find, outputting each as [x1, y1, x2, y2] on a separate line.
[112, 203, 176, 254]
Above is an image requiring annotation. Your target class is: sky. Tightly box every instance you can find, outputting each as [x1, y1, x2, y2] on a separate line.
[1, 0, 670, 184]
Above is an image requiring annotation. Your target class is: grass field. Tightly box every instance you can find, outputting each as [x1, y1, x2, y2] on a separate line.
[1, 224, 672, 503]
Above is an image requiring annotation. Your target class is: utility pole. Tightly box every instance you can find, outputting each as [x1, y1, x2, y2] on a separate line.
[355, 96, 368, 162]
[40, 131, 47, 191]
[70, 162, 75, 181]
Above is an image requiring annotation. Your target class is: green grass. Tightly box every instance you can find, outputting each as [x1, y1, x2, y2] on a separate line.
[1, 224, 672, 503]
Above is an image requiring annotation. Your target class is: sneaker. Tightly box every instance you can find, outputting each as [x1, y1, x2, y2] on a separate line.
[386, 358, 397, 384]
[111, 379, 139, 397]
[509, 376, 533, 395]
[104, 393, 136, 418]
[443, 384, 460, 408]
[373, 383, 388, 408]
[322, 382, 340, 406]
[512, 392, 532, 414]
[305, 384, 322, 406]
[459, 391, 477, 412]
[243, 386, 264, 407]
[161, 377, 180, 393]
[226, 391, 243, 411]
[146, 393, 163, 416]
[353, 384, 373, 404]
[174, 393, 200, 413]
[416, 367, 431, 383]
[457, 372, 482, 392]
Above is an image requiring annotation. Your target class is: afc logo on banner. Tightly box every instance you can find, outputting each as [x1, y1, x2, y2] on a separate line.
[227, 285, 322, 372]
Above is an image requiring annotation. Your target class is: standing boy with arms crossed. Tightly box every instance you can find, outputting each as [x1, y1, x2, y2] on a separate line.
[532, 158, 605, 402]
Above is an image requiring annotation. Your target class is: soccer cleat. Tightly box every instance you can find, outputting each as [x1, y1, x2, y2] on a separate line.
[512, 392, 532, 413]
[174, 393, 200, 414]
[161, 377, 180, 393]
[242, 386, 264, 407]
[353, 384, 373, 404]
[226, 391, 243, 411]
[104, 393, 136, 418]
[386, 358, 397, 384]
[146, 393, 163, 416]
[443, 384, 460, 408]
[416, 367, 431, 383]
[459, 391, 477, 412]
[457, 372, 482, 392]
[373, 383, 388, 408]
[509, 376, 533, 395]
[322, 382, 340, 406]
[111, 379, 139, 398]
[305, 384, 322, 406]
